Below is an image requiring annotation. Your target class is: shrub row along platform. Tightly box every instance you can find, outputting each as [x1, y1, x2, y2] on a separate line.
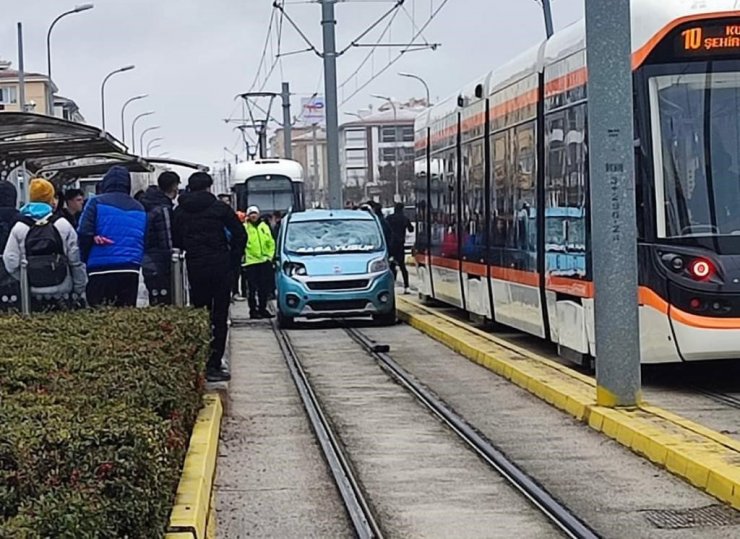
[0, 308, 210, 538]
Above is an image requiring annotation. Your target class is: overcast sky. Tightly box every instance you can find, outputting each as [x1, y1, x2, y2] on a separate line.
[1, 0, 583, 168]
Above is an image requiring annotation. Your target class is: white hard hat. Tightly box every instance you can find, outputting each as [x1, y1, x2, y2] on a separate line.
[247, 205, 260, 215]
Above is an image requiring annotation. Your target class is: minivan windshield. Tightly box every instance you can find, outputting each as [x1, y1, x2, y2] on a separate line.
[285, 219, 383, 255]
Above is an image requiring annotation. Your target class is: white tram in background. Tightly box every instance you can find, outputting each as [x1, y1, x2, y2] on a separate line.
[414, 0, 740, 366]
[230, 158, 305, 215]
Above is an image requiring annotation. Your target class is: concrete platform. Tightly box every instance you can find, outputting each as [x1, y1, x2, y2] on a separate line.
[397, 296, 740, 510]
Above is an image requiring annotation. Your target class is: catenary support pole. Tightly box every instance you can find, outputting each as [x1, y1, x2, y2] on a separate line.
[312, 123, 321, 207]
[282, 82, 293, 159]
[17, 23, 26, 112]
[321, 0, 342, 209]
[585, 0, 641, 407]
[542, 0, 554, 38]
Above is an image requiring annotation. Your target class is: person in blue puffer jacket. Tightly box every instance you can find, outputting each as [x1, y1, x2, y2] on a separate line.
[77, 165, 147, 307]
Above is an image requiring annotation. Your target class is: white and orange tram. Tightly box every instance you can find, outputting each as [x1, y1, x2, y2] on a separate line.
[413, 0, 740, 366]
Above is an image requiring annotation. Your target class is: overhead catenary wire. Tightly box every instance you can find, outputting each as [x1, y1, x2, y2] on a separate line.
[340, 0, 450, 104]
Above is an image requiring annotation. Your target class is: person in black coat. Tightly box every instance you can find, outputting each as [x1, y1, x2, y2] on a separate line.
[385, 202, 414, 293]
[173, 172, 247, 382]
[0, 181, 21, 311]
[141, 171, 180, 305]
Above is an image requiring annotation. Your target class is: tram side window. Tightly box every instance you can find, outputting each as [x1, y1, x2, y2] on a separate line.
[441, 149, 459, 258]
[544, 105, 588, 279]
[513, 122, 537, 268]
[414, 158, 428, 251]
[462, 139, 486, 261]
[490, 131, 510, 265]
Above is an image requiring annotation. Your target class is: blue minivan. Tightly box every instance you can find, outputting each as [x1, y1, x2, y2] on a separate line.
[275, 209, 396, 328]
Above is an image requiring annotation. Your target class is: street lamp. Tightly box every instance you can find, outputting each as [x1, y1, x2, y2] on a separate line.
[120, 94, 147, 144]
[130, 111, 154, 154]
[139, 126, 161, 158]
[47, 4, 94, 81]
[100, 64, 135, 131]
[146, 137, 164, 156]
[398, 72, 431, 107]
[46, 4, 94, 115]
[371, 94, 400, 203]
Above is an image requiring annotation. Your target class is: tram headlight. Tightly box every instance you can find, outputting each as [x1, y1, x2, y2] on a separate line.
[688, 258, 714, 281]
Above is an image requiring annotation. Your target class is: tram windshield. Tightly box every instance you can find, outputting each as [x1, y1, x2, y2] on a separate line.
[651, 68, 740, 238]
[244, 174, 294, 214]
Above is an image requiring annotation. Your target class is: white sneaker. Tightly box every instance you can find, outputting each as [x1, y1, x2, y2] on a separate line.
[403, 288, 410, 295]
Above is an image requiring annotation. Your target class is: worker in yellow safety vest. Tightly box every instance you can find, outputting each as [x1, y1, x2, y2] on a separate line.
[243, 205, 276, 319]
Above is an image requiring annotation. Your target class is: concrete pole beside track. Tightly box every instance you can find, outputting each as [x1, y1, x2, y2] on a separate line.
[585, 0, 642, 407]
[321, 0, 343, 209]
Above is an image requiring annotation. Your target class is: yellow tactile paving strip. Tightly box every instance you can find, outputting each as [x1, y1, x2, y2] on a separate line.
[166, 393, 223, 539]
[398, 296, 740, 509]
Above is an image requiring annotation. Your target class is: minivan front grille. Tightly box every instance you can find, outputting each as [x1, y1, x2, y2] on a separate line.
[307, 300, 369, 312]
[306, 279, 369, 291]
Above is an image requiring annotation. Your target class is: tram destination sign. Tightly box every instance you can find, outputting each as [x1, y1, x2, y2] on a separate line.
[677, 20, 740, 57]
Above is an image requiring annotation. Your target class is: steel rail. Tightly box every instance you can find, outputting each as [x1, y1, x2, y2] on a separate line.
[344, 326, 599, 539]
[271, 321, 384, 539]
[691, 386, 740, 410]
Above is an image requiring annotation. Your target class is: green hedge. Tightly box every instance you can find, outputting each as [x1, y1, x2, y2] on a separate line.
[0, 308, 210, 538]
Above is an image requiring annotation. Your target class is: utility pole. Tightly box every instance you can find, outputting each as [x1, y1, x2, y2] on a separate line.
[312, 124, 321, 207]
[17, 23, 26, 113]
[281, 82, 293, 159]
[542, 0, 554, 38]
[321, 0, 342, 209]
[585, 0, 641, 407]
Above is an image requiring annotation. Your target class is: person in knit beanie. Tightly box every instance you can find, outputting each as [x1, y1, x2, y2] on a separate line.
[2, 178, 87, 310]
[28, 178, 56, 206]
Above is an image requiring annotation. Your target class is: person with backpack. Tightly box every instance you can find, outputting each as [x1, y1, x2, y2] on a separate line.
[140, 171, 180, 305]
[77, 166, 147, 307]
[0, 181, 21, 311]
[2, 178, 87, 311]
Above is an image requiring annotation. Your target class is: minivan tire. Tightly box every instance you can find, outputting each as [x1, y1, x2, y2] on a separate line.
[277, 311, 296, 329]
[373, 309, 397, 326]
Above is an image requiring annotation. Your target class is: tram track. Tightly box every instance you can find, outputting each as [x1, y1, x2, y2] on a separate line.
[271, 320, 383, 539]
[690, 386, 740, 410]
[343, 325, 599, 539]
[273, 316, 598, 539]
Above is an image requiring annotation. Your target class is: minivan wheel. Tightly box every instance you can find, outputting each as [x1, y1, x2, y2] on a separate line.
[373, 309, 397, 326]
[277, 311, 295, 329]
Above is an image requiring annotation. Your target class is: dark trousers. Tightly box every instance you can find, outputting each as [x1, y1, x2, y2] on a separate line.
[87, 273, 139, 307]
[391, 248, 409, 288]
[144, 272, 172, 306]
[245, 262, 272, 315]
[189, 267, 232, 371]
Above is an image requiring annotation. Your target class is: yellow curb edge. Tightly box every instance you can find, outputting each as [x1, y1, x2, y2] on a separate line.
[398, 296, 740, 510]
[165, 393, 223, 539]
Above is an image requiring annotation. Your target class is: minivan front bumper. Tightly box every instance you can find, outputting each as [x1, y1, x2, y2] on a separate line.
[277, 271, 395, 319]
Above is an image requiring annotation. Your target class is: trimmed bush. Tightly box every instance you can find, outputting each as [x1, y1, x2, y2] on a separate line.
[0, 308, 210, 538]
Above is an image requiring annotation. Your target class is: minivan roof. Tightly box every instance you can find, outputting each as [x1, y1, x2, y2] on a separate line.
[288, 209, 376, 222]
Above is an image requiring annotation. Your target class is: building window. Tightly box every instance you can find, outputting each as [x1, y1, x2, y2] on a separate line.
[380, 126, 398, 143]
[0, 86, 18, 105]
[345, 129, 366, 146]
[399, 147, 415, 161]
[380, 147, 397, 162]
[401, 126, 415, 142]
[346, 149, 367, 166]
[346, 168, 366, 187]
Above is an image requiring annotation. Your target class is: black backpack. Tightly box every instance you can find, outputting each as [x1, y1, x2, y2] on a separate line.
[22, 214, 68, 288]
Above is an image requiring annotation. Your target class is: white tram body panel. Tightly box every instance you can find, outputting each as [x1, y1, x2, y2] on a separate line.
[414, 0, 740, 365]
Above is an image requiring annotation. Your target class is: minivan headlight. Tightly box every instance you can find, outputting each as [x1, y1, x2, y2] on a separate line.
[284, 262, 307, 277]
[368, 257, 389, 273]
